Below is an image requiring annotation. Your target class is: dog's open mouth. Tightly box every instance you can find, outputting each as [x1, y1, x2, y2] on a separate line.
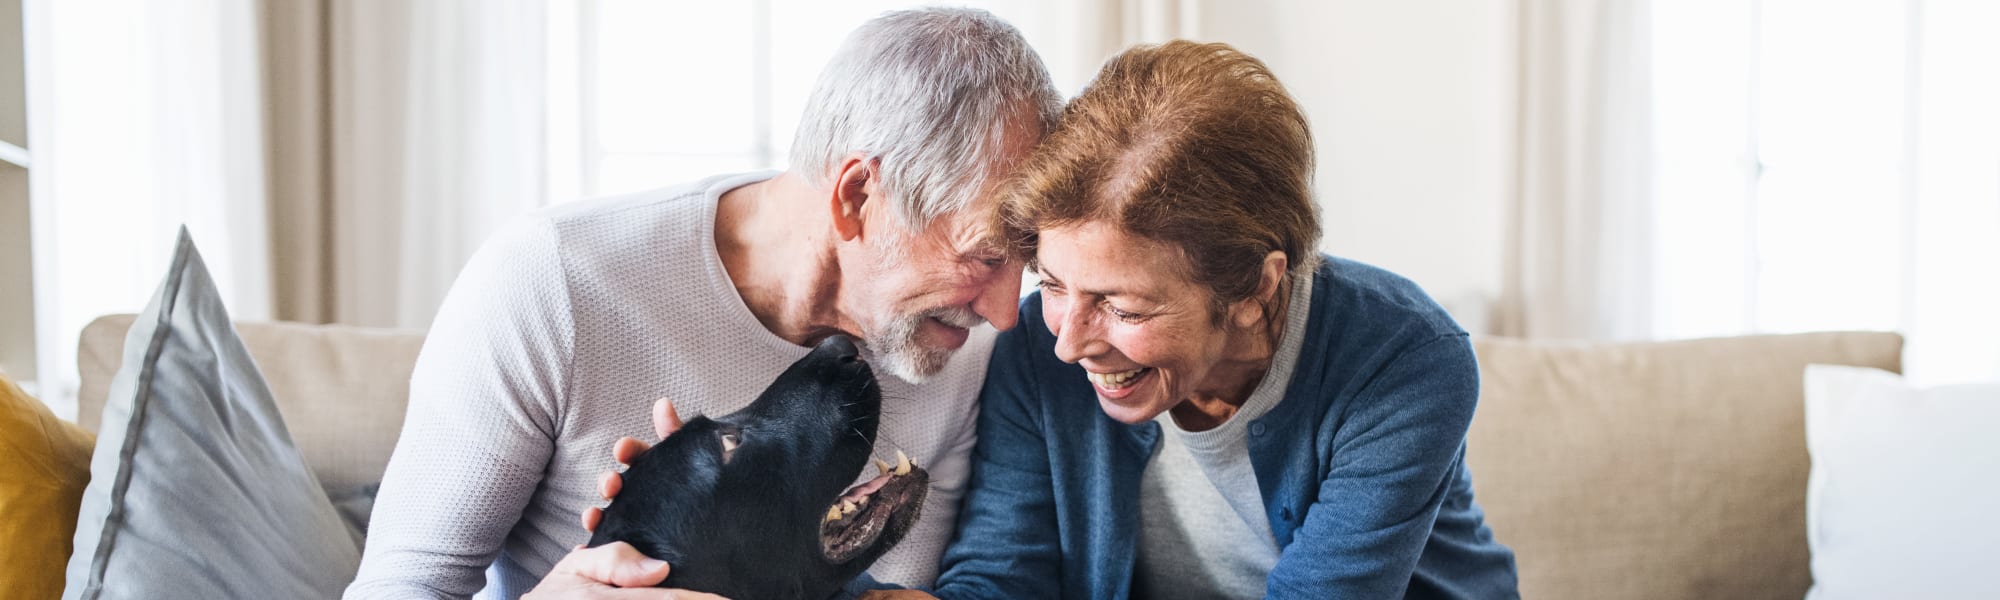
[819, 450, 929, 564]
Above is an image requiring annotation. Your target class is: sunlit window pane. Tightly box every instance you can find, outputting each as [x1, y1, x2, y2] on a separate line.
[1752, 0, 1908, 334]
[1650, 0, 2000, 383]
[594, 0, 758, 156]
[1650, 0, 1756, 339]
[595, 153, 765, 197]
[1909, 0, 2000, 384]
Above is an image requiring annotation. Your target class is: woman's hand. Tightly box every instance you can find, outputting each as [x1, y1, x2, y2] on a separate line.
[525, 399, 703, 599]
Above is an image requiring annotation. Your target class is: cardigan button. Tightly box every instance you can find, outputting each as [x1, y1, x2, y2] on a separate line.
[1282, 508, 1293, 521]
[1250, 422, 1267, 436]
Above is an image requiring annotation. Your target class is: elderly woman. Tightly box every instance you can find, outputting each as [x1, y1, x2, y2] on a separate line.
[927, 41, 1518, 599]
[575, 40, 1515, 600]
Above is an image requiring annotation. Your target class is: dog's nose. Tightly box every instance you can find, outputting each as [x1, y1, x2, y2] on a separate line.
[818, 335, 861, 364]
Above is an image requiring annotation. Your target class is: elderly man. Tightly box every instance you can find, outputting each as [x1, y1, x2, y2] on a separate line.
[343, 8, 1060, 599]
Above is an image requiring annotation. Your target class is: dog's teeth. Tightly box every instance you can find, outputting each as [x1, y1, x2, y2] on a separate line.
[894, 450, 913, 476]
[825, 506, 843, 523]
[874, 458, 893, 476]
[840, 500, 858, 515]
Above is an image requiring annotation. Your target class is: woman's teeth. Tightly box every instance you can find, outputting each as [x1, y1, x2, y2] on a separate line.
[1087, 368, 1148, 390]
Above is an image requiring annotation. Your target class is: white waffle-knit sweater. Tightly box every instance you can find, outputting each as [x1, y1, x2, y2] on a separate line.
[345, 172, 993, 599]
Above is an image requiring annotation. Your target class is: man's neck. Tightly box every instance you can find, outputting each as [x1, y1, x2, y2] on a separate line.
[714, 172, 853, 347]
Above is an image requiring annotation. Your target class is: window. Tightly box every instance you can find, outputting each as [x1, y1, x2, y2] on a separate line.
[1651, 0, 2000, 384]
[547, 0, 1081, 201]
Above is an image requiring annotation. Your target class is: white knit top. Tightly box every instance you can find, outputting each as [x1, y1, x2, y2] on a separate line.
[345, 172, 994, 599]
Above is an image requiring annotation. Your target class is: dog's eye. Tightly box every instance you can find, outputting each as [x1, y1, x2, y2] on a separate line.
[719, 432, 740, 464]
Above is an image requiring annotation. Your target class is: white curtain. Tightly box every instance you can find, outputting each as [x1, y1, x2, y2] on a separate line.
[1071, 0, 1203, 71]
[330, 0, 548, 330]
[26, 0, 549, 418]
[27, 0, 274, 418]
[1495, 0, 1655, 340]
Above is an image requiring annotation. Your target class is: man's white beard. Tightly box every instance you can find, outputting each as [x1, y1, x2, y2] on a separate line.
[865, 305, 984, 384]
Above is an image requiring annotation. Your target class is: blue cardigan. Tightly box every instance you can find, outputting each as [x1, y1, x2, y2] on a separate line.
[928, 256, 1518, 599]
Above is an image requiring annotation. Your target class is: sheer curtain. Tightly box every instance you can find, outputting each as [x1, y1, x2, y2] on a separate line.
[26, 0, 549, 418]
[330, 0, 547, 329]
[1495, 0, 1656, 341]
[27, 0, 273, 418]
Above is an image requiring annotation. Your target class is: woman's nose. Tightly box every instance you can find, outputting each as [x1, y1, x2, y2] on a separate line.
[1050, 304, 1103, 364]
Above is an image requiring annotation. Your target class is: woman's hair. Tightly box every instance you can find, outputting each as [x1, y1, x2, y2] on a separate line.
[1001, 40, 1321, 320]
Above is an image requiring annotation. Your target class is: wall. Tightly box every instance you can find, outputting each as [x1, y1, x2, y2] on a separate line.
[1200, 0, 1514, 332]
[0, 0, 32, 384]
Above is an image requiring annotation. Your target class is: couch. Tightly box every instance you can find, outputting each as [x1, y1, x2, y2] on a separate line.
[74, 314, 1902, 599]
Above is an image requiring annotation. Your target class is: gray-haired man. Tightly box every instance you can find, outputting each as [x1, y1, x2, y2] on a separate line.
[344, 8, 1061, 599]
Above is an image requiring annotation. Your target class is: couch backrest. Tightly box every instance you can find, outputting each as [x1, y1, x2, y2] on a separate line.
[77, 315, 1903, 597]
[1467, 331, 1902, 600]
[77, 314, 426, 494]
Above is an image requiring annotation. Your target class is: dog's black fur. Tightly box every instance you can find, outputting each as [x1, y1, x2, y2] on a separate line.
[587, 335, 928, 600]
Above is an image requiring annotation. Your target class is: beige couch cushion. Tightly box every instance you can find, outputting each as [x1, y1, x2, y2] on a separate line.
[1467, 331, 1903, 600]
[76, 313, 1903, 597]
[77, 314, 424, 493]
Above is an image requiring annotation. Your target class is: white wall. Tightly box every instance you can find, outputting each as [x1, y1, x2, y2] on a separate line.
[1200, 0, 1514, 332]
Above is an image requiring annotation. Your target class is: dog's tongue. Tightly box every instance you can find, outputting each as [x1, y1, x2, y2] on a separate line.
[839, 473, 894, 502]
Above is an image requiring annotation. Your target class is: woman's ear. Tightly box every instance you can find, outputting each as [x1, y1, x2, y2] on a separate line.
[1230, 251, 1290, 330]
[829, 154, 876, 241]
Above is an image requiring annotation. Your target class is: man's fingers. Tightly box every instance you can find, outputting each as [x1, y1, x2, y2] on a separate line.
[599, 470, 624, 500]
[613, 437, 650, 466]
[567, 542, 672, 588]
[582, 506, 602, 532]
[655, 398, 683, 438]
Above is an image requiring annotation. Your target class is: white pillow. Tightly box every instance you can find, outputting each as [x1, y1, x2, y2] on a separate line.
[1804, 365, 2000, 600]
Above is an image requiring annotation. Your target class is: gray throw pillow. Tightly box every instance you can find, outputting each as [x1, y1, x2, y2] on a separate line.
[63, 228, 362, 599]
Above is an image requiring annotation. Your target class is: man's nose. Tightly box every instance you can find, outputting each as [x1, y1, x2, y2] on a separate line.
[971, 265, 1023, 331]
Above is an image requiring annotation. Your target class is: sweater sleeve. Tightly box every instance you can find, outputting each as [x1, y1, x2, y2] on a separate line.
[1265, 333, 1482, 598]
[344, 218, 575, 599]
[930, 324, 1064, 599]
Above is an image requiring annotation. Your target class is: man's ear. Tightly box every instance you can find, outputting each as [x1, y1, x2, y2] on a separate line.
[1229, 251, 1290, 330]
[829, 154, 877, 241]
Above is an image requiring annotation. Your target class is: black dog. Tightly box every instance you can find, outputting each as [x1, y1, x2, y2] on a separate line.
[587, 335, 930, 599]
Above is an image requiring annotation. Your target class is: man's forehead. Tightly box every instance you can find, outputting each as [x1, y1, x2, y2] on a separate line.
[921, 193, 1004, 243]
[942, 216, 1006, 255]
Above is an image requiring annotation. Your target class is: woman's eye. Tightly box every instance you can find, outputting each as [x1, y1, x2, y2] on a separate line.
[1104, 303, 1146, 322]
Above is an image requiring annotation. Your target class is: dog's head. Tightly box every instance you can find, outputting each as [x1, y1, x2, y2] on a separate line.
[586, 335, 930, 599]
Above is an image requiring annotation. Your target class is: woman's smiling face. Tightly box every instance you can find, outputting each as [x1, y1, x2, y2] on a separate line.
[1035, 220, 1242, 424]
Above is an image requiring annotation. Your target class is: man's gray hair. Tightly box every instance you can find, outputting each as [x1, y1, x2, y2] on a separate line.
[790, 7, 1063, 231]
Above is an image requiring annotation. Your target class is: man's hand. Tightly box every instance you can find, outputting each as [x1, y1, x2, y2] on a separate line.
[582, 398, 682, 531]
[525, 399, 709, 599]
[523, 542, 723, 600]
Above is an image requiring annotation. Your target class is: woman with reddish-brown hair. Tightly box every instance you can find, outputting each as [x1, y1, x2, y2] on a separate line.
[927, 41, 1519, 599]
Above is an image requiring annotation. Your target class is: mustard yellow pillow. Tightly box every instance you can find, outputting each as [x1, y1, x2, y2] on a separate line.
[0, 373, 95, 599]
